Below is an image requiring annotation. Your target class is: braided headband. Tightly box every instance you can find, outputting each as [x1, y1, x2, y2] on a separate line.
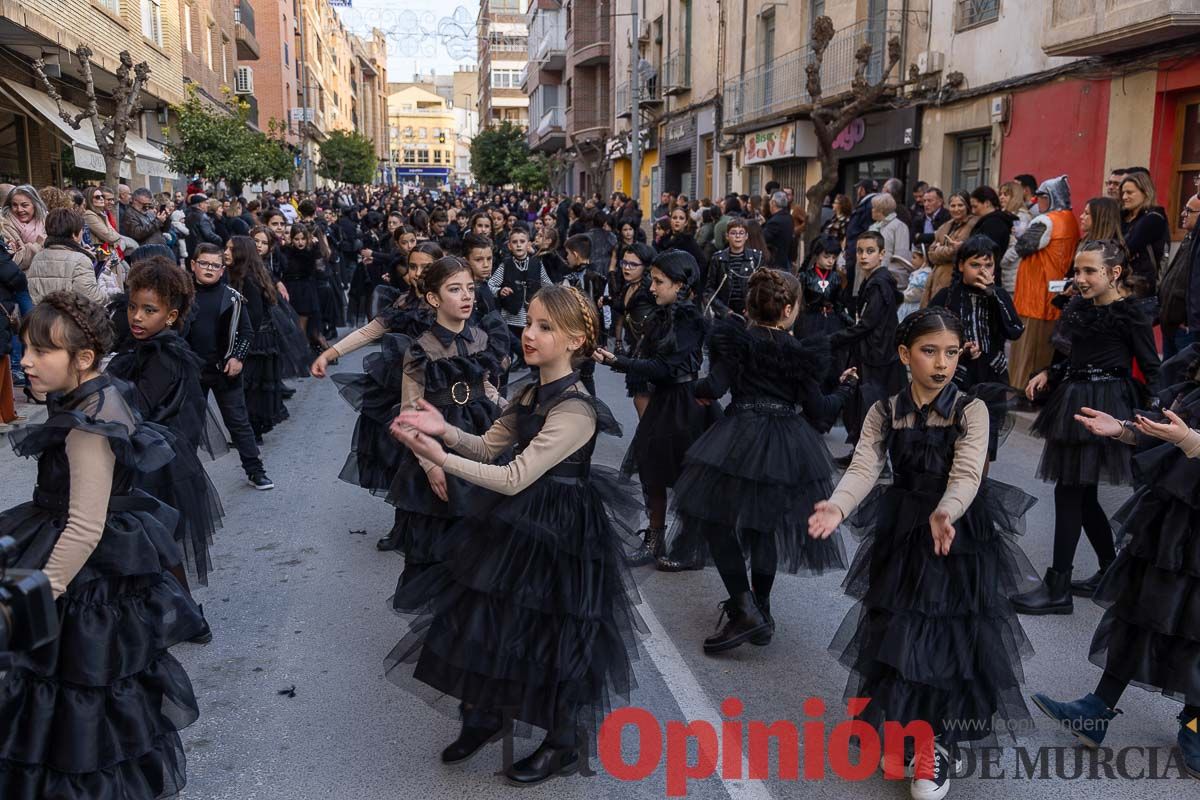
[45, 293, 105, 354]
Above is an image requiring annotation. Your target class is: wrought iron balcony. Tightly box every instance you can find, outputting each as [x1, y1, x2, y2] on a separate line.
[234, 0, 260, 60]
[662, 50, 690, 95]
[614, 76, 663, 119]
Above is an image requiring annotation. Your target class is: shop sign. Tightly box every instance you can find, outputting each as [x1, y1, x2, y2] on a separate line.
[742, 121, 818, 165]
[830, 107, 919, 156]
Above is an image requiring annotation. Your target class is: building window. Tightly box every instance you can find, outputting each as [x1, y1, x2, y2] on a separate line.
[183, 3, 193, 51]
[953, 132, 991, 193]
[1171, 95, 1200, 238]
[221, 37, 229, 83]
[284, 42, 289, 65]
[809, 0, 825, 25]
[206, 24, 214, 68]
[417, 148, 430, 164]
[141, 0, 163, 45]
[97, 0, 120, 13]
[490, 69, 521, 89]
[956, 0, 999, 31]
[433, 150, 441, 164]
[418, 127, 427, 139]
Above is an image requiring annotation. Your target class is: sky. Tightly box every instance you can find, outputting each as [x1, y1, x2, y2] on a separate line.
[334, 0, 481, 81]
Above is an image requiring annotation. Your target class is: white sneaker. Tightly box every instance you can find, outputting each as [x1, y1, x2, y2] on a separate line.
[910, 742, 961, 800]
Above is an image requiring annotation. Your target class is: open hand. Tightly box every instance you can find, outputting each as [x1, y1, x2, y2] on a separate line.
[390, 422, 446, 464]
[426, 465, 449, 502]
[1074, 406, 1122, 438]
[930, 509, 955, 556]
[1134, 408, 1192, 444]
[808, 500, 844, 539]
[394, 399, 447, 438]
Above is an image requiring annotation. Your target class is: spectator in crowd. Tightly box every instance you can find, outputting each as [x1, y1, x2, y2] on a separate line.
[843, 179, 878, 294]
[1158, 192, 1200, 358]
[912, 187, 950, 248]
[923, 190, 977, 305]
[82, 185, 122, 255]
[1104, 168, 1128, 200]
[27, 208, 105, 305]
[0, 184, 47, 270]
[121, 187, 168, 248]
[883, 177, 912, 228]
[713, 194, 742, 250]
[868, 192, 911, 290]
[1010, 175, 1079, 393]
[998, 181, 1034, 293]
[909, 180, 929, 222]
[185, 193, 224, 256]
[969, 185, 1015, 271]
[762, 190, 795, 270]
[1119, 170, 1170, 294]
[653, 191, 674, 220]
[822, 193, 852, 244]
[1014, 173, 1039, 211]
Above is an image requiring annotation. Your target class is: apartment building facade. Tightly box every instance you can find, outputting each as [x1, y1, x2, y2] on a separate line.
[478, 0, 530, 128]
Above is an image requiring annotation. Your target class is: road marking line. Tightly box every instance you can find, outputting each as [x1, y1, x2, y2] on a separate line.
[638, 596, 777, 800]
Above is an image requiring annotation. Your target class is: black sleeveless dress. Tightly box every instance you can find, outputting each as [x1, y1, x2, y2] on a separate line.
[830, 387, 1036, 747]
[385, 373, 644, 739]
[0, 375, 205, 799]
[1089, 373, 1200, 705]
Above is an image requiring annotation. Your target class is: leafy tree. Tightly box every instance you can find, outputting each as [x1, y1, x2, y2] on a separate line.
[511, 153, 551, 192]
[317, 130, 378, 185]
[470, 121, 531, 188]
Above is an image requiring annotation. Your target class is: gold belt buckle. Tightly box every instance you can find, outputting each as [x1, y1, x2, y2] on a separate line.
[450, 381, 471, 405]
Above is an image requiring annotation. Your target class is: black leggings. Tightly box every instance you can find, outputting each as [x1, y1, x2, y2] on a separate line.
[1051, 483, 1116, 573]
[702, 523, 778, 600]
[1095, 672, 1200, 723]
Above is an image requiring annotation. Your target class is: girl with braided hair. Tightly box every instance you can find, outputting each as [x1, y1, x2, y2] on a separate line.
[666, 268, 856, 654]
[810, 306, 1037, 800]
[0, 291, 205, 799]
[386, 284, 644, 786]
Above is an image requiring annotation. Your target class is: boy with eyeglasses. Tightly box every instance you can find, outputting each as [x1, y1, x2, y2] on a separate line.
[185, 243, 274, 490]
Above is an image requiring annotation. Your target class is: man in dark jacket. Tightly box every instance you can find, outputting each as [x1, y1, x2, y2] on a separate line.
[762, 191, 795, 270]
[121, 188, 168, 247]
[912, 187, 951, 248]
[843, 180, 878, 296]
[184, 194, 223, 257]
[224, 197, 251, 237]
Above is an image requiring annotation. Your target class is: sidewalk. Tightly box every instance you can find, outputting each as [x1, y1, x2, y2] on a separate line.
[0, 391, 47, 437]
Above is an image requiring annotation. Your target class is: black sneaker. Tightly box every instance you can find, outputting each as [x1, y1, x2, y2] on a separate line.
[248, 471, 274, 490]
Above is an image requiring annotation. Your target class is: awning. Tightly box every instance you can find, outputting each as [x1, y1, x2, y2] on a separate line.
[0, 78, 178, 180]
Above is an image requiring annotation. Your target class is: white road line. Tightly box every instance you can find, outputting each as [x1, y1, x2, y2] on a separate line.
[638, 596, 777, 800]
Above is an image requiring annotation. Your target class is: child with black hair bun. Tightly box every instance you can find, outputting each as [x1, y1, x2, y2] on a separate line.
[379, 256, 509, 574]
[250, 225, 311, 379]
[107, 257, 224, 607]
[1030, 348, 1200, 778]
[1013, 240, 1160, 614]
[281, 223, 326, 350]
[929, 234, 1025, 390]
[226, 235, 288, 440]
[830, 231, 906, 455]
[386, 285, 644, 786]
[797, 234, 853, 390]
[810, 306, 1037, 800]
[667, 268, 855, 654]
[0, 292, 205, 798]
[594, 249, 722, 569]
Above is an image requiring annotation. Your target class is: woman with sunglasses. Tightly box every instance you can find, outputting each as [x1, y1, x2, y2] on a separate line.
[82, 185, 122, 261]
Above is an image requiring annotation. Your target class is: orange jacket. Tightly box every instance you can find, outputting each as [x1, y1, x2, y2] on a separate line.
[1013, 209, 1079, 321]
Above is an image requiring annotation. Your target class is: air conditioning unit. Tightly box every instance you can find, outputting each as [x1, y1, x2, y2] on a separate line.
[990, 94, 1010, 123]
[234, 66, 254, 95]
[638, 21, 651, 41]
[916, 50, 944, 75]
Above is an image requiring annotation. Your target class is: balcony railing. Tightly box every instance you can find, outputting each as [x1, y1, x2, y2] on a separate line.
[234, 0, 255, 35]
[234, 0, 261, 60]
[531, 10, 567, 66]
[722, 13, 900, 128]
[614, 76, 663, 119]
[662, 50, 690, 95]
[570, 0, 611, 65]
[537, 107, 564, 137]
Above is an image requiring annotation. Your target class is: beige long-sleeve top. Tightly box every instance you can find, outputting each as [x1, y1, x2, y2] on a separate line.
[330, 318, 387, 358]
[1114, 423, 1200, 458]
[41, 429, 116, 598]
[439, 392, 596, 496]
[828, 394, 989, 524]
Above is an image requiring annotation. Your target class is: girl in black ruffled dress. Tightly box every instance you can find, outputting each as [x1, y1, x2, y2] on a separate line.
[0, 292, 205, 799]
[809, 307, 1036, 800]
[226, 235, 288, 440]
[251, 225, 312, 380]
[593, 249, 722, 569]
[387, 285, 643, 786]
[668, 268, 852, 654]
[1013, 240, 1160, 614]
[107, 257, 224, 608]
[379, 257, 509, 582]
[797, 235, 853, 390]
[1030, 352, 1200, 778]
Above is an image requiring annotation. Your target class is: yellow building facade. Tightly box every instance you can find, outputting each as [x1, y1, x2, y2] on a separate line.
[388, 85, 456, 187]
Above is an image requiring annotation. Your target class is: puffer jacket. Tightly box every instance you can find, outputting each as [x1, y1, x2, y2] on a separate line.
[27, 244, 107, 305]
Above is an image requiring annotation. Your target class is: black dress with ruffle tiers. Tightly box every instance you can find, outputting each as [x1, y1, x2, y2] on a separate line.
[0, 374, 205, 799]
[830, 386, 1037, 748]
[386, 373, 645, 741]
[106, 331, 224, 585]
[1089, 370, 1200, 706]
[665, 321, 848, 572]
[1031, 296, 1160, 486]
[379, 315, 510, 567]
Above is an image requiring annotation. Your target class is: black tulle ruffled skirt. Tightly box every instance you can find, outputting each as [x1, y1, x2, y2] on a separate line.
[0, 493, 205, 800]
[829, 479, 1038, 747]
[270, 302, 314, 379]
[243, 322, 288, 437]
[385, 468, 646, 738]
[1031, 376, 1141, 485]
[622, 382, 721, 488]
[333, 367, 403, 495]
[666, 407, 846, 573]
[842, 362, 908, 444]
[137, 444, 224, 586]
[1088, 441, 1200, 705]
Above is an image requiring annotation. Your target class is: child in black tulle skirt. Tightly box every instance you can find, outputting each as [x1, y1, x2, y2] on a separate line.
[0, 293, 205, 799]
[666, 268, 854, 654]
[387, 285, 643, 786]
[1013, 240, 1160, 615]
[227, 235, 288, 440]
[809, 307, 1036, 800]
[106, 257, 223, 621]
[593, 249, 721, 570]
[1030, 352, 1200, 778]
[378, 256, 510, 586]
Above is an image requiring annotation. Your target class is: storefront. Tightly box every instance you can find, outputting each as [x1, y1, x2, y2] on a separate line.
[832, 106, 921, 194]
[740, 120, 818, 196]
[660, 112, 697, 198]
[1148, 54, 1200, 240]
[394, 165, 452, 189]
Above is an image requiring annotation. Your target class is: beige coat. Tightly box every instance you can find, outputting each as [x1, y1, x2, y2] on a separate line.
[83, 208, 121, 246]
[0, 215, 44, 271]
[922, 215, 979, 307]
[27, 244, 107, 305]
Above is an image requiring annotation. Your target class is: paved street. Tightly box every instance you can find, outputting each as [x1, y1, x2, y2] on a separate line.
[0, 342, 1193, 800]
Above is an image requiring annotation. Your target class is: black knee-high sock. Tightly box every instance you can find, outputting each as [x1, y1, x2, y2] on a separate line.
[701, 523, 750, 597]
[749, 533, 778, 600]
[1094, 671, 1128, 709]
[1052, 484, 1087, 573]
[646, 486, 668, 530]
[1079, 484, 1117, 566]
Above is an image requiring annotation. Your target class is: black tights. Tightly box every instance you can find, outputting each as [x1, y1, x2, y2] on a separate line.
[1052, 483, 1116, 574]
[702, 524, 778, 600]
[645, 486, 668, 530]
[1094, 673, 1200, 722]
